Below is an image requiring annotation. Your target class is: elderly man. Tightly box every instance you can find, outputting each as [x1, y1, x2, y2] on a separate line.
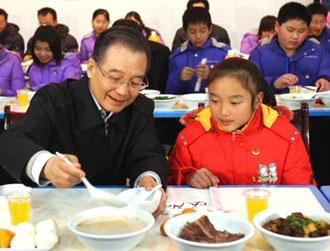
[0, 26, 169, 215]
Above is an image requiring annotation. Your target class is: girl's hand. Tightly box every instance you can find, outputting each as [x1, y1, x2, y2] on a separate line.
[188, 168, 219, 188]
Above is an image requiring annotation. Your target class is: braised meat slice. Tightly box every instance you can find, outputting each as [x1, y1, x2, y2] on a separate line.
[179, 215, 244, 243]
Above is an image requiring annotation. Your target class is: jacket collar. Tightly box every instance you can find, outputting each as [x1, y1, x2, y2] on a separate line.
[72, 77, 131, 133]
[195, 104, 279, 134]
[269, 35, 314, 58]
[187, 37, 212, 51]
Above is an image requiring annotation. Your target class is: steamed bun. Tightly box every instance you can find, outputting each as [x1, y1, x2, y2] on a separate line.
[35, 231, 58, 249]
[15, 222, 35, 234]
[36, 219, 58, 234]
[10, 232, 35, 248]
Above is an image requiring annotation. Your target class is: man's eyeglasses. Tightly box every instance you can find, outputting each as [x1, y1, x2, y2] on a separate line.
[97, 64, 149, 91]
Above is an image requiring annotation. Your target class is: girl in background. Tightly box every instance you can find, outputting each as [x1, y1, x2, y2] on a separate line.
[168, 58, 314, 187]
[0, 43, 25, 96]
[28, 26, 81, 91]
[125, 11, 164, 44]
[80, 9, 110, 63]
[240, 15, 276, 54]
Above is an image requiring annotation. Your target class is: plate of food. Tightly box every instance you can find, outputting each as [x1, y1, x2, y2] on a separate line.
[254, 208, 330, 251]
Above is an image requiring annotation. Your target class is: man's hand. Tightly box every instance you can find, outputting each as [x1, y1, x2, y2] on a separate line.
[196, 63, 210, 80]
[316, 78, 330, 92]
[23, 55, 32, 62]
[273, 73, 299, 89]
[188, 168, 219, 188]
[180, 67, 196, 81]
[41, 154, 85, 188]
[138, 176, 166, 217]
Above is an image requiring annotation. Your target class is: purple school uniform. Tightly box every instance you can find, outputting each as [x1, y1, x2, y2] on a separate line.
[0, 46, 25, 96]
[28, 52, 82, 91]
[79, 31, 96, 63]
[240, 32, 258, 54]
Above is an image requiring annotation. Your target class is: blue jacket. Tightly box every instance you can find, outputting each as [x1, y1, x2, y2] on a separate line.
[249, 36, 330, 93]
[316, 27, 330, 54]
[166, 38, 229, 94]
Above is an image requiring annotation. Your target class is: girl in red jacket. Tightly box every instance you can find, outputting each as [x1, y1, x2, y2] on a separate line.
[168, 57, 315, 188]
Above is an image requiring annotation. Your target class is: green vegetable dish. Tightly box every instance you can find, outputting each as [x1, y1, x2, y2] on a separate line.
[263, 212, 330, 238]
[153, 96, 175, 101]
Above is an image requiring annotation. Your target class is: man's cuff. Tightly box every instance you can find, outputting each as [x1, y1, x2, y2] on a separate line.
[133, 171, 161, 187]
[26, 151, 54, 186]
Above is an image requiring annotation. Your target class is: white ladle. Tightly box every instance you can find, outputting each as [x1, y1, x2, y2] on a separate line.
[56, 152, 128, 207]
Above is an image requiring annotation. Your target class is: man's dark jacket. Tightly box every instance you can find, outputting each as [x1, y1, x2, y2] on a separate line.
[0, 77, 170, 186]
[0, 23, 25, 57]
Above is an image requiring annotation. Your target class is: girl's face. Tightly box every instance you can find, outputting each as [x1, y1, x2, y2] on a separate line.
[34, 40, 54, 64]
[92, 14, 109, 36]
[208, 76, 263, 132]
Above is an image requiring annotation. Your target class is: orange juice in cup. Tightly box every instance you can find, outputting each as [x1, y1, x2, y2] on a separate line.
[243, 188, 270, 223]
[5, 191, 31, 225]
[289, 85, 302, 94]
[17, 89, 28, 106]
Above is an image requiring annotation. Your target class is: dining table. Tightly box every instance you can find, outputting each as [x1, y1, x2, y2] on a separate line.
[321, 185, 330, 203]
[0, 185, 329, 251]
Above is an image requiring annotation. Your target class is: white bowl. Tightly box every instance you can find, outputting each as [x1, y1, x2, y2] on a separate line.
[254, 208, 330, 251]
[182, 93, 208, 109]
[164, 212, 254, 251]
[118, 188, 162, 213]
[279, 93, 317, 110]
[140, 89, 161, 99]
[68, 206, 154, 251]
[153, 94, 177, 109]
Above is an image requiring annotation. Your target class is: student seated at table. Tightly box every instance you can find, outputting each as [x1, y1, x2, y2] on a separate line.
[80, 9, 110, 63]
[172, 0, 231, 51]
[168, 57, 315, 188]
[0, 26, 169, 216]
[307, 3, 330, 54]
[240, 15, 277, 55]
[28, 25, 81, 91]
[166, 7, 229, 94]
[0, 44, 25, 96]
[125, 11, 164, 44]
[249, 2, 330, 94]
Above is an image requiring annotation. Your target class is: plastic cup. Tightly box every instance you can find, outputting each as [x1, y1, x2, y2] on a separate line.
[5, 190, 31, 225]
[243, 188, 270, 223]
[289, 85, 302, 94]
[17, 89, 28, 106]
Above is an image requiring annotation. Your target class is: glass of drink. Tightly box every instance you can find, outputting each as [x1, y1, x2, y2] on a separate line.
[17, 89, 28, 106]
[243, 188, 270, 223]
[5, 190, 31, 225]
[289, 85, 302, 94]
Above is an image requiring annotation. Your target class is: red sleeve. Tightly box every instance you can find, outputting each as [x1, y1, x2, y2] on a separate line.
[282, 131, 316, 185]
[167, 132, 197, 185]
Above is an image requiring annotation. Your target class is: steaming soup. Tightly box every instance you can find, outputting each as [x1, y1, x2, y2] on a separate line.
[77, 216, 148, 235]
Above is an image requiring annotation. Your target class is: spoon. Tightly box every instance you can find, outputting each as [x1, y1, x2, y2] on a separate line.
[55, 152, 128, 207]
[137, 184, 162, 202]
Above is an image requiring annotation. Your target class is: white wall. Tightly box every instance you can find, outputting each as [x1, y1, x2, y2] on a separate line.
[0, 0, 312, 50]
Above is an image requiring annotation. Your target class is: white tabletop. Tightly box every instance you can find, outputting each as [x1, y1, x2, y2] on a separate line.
[1, 186, 329, 251]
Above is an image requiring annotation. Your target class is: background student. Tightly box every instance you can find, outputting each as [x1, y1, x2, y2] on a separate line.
[249, 2, 330, 94]
[80, 9, 110, 63]
[166, 7, 229, 94]
[28, 25, 81, 91]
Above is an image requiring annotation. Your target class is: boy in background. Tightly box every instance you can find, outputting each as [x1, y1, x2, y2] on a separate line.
[307, 3, 330, 54]
[166, 7, 229, 94]
[249, 2, 330, 93]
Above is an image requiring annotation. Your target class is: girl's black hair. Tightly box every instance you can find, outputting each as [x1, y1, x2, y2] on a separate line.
[206, 57, 276, 107]
[31, 25, 63, 66]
